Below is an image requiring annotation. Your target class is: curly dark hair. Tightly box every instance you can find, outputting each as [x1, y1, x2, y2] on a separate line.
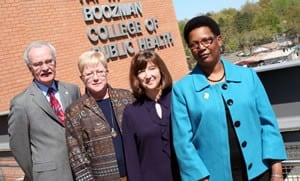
[183, 15, 221, 45]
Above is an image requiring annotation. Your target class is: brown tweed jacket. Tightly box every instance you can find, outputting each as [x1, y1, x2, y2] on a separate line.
[65, 86, 134, 181]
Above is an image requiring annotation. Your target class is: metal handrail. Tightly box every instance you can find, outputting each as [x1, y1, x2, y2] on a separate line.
[283, 160, 300, 180]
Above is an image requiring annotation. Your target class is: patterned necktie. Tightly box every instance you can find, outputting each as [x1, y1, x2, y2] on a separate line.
[48, 88, 65, 126]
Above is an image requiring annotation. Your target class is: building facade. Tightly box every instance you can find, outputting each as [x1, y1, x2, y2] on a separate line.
[0, 0, 188, 113]
[0, 0, 188, 179]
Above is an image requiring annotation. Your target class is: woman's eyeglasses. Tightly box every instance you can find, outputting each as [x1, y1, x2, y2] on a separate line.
[189, 36, 217, 50]
[83, 69, 108, 79]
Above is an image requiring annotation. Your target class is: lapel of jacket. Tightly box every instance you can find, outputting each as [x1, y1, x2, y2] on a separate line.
[191, 65, 210, 92]
[57, 81, 72, 111]
[81, 94, 107, 121]
[29, 82, 58, 121]
[159, 91, 171, 124]
[107, 86, 122, 125]
[221, 59, 242, 83]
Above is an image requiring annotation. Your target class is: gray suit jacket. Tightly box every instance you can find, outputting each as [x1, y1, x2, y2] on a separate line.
[8, 81, 81, 181]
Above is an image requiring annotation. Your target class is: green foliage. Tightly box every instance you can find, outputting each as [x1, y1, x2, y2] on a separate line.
[234, 12, 254, 33]
[177, 0, 300, 70]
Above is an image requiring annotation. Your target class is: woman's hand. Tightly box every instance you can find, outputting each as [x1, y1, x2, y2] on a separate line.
[270, 161, 284, 181]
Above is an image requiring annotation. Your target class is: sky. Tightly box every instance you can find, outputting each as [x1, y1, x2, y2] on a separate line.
[173, 0, 259, 20]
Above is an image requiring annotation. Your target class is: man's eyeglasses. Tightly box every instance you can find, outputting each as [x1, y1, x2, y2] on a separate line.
[189, 36, 217, 50]
[83, 69, 108, 79]
[30, 59, 55, 69]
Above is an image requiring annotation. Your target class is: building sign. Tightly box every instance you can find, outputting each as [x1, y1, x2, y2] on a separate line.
[80, 1, 174, 60]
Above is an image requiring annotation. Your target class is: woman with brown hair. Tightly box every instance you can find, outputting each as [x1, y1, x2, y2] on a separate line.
[122, 50, 180, 181]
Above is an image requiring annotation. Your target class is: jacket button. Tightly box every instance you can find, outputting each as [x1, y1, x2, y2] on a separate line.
[234, 121, 240, 127]
[222, 84, 228, 90]
[227, 99, 233, 106]
[242, 141, 247, 148]
[248, 163, 253, 170]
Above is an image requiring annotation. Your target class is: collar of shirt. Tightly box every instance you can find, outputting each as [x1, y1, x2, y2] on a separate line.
[34, 80, 58, 96]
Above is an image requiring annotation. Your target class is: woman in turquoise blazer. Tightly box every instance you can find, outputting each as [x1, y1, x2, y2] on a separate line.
[171, 16, 286, 181]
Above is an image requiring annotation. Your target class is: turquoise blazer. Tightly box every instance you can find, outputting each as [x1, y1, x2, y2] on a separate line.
[171, 59, 286, 181]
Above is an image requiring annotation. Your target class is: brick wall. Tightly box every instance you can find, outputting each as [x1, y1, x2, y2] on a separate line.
[0, 156, 24, 181]
[0, 0, 188, 112]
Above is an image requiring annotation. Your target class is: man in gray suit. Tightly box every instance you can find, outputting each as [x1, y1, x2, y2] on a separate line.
[8, 41, 81, 181]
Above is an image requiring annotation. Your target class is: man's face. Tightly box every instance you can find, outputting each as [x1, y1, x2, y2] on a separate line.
[188, 26, 222, 67]
[28, 45, 56, 87]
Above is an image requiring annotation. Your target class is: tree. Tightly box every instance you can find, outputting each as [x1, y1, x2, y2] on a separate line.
[234, 12, 252, 33]
[178, 19, 196, 70]
[269, 0, 300, 35]
[176, 0, 299, 68]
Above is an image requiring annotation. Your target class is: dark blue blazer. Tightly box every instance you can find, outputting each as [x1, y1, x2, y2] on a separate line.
[122, 91, 180, 181]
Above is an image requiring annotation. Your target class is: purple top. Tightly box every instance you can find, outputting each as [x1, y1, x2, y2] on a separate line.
[122, 91, 180, 181]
